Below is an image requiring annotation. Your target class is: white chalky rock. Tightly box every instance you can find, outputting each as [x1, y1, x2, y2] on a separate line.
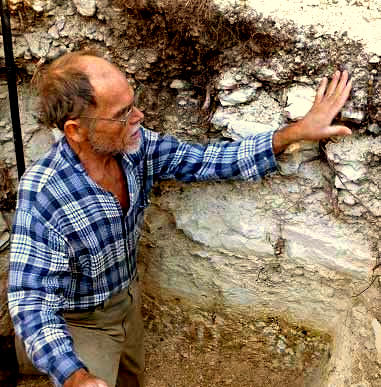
[73, 0, 96, 16]
[170, 80, 190, 90]
[217, 72, 239, 90]
[372, 319, 381, 364]
[285, 85, 315, 120]
[219, 87, 257, 106]
[211, 90, 283, 140]
[369, 55, 380, 64]
[217, 68, 251, 90]
[341, 107, 366, 123]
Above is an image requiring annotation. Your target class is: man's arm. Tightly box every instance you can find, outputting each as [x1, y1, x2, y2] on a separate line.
[273, 70, 352, 154]
[140, 70, 351, 184]
[8, 209, 87, 386]
[142, 128, 277, 183]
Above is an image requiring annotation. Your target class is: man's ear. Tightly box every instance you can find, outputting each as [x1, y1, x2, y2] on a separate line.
[64, 119, 87, 143]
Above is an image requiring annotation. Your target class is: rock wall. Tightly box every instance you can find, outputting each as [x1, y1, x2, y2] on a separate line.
[1, 0, 381, 386]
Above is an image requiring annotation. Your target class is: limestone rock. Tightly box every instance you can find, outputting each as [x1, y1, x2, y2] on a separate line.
[372, 318, 381, 364]
[323, 301, 381, 386]
[9, 0, 23, 11]
[170, 80, 191, 90]
[251, 56, 293, 84]
[146, 180, 372, 333]
[10, 0, 52, 12]
[25, 129, 55, 166]
[24, 32, 51, 59]
[277, 141, 320, 176]
[370, 76, 381, 123]
[73, 0, 96, 16]
[285, 85, 315, 120]
[326, 135, 381, 217]
[341, 105, 366, 124]
[48, 17, 66, 39]
[218, 87, 257, 106]
[211, 90, 284, 140]
[368, 123, 381, 135]
[216, 68, 252, 90]
[369, 55, 380, 64]
[25, 0, 52, 12]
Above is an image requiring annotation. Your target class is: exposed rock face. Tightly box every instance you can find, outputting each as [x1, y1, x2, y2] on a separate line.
[1, 0, 381, 386]
[72, 0, 97, 17]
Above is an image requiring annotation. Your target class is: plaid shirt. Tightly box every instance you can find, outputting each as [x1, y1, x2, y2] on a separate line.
[8, 127, 276, 386]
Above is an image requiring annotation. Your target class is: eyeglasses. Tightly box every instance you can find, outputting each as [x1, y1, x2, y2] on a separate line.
[81, 104, 135, 128]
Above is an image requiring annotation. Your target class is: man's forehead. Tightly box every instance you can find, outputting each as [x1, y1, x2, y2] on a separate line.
[78, 56, 121, 80]
[78, 56, 133, 96]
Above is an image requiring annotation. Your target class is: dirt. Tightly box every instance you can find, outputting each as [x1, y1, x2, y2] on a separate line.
[15, 335, 314, 387]
[15, 347, 307, 387]
[15, 288, 329, 387]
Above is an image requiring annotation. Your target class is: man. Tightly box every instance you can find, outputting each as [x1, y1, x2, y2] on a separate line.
[8, 50, 352, 387]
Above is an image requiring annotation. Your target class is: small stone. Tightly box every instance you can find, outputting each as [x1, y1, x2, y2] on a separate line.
[47, 45, 67, 61]
[217, 69, 244, 90]
[9, 0, 23, 11]
[276, 338, 287, 353]
[177, 99, 187, 107]
[218, 76, 237, 90]
[48, 25, 60, 40]
[285, 85, 315, 120]
[369, 55, 380, 64]
[368, 123, 381, 135]
[212, 90, 283, 140]
[56, 18, 66, 32]
[24, 49, 32, 60]
[294, 55, 302, 64]
[341, 107, 365, 123]
[219, 87, 257, 106]
[341, 192, 356, 206]
[170, 80, 190, 90]
[146, 51, 158, 64]
[73, 0, 96, 17]
[26, 0, 52, 13]
[24, 32, 51, 58]
[373, 318, 381, 365]
[255, 67, 281, 83]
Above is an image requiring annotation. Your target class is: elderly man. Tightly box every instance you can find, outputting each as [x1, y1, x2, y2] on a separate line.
[8, 50, 352, 387]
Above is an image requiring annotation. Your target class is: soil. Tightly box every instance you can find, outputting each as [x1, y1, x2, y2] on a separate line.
[15, 334, 309, 387]
[15, 290, 328, 387]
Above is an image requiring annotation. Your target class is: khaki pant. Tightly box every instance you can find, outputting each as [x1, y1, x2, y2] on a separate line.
[16, 277, 145, 387]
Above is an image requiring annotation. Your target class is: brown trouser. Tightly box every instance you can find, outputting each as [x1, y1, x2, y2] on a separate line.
[16, 277, 145, 387]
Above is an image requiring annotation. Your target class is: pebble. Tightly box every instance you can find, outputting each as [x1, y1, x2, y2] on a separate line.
[369, 55, 380, 64]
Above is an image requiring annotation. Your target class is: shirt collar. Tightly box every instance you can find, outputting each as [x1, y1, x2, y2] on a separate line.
[59, 136, 86, 173]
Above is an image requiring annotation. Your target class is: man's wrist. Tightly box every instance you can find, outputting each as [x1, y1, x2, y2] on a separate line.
[272, 121, 303, 155]
[63, 368, 89, 387]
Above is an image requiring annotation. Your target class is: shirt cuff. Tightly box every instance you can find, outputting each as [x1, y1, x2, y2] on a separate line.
[48, 351, 87, 386]
[239, 130, 278, 180]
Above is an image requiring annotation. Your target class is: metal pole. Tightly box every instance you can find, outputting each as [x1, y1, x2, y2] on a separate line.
[0, 0, 25, 179]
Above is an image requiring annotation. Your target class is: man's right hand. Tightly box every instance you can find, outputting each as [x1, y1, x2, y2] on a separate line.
[63, 368, 109, 387]
[272, 70, 352, 154]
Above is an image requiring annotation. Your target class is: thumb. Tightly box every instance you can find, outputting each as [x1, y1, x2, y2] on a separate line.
[324, 125, 352, 138]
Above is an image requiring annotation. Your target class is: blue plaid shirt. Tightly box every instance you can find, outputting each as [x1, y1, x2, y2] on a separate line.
[8, 127, 276, 386]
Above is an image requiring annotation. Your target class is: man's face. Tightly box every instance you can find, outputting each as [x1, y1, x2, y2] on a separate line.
[81, 58, 144, 156]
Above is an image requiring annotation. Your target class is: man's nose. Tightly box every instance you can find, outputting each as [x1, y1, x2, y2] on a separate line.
[133, 107, 144, 122]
